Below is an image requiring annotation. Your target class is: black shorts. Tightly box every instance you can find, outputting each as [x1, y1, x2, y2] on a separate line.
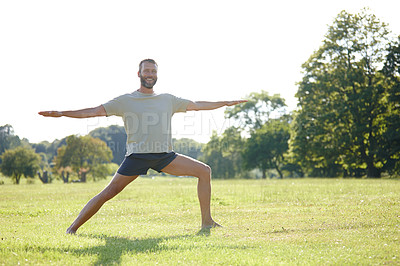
[117, 152, 178, 176]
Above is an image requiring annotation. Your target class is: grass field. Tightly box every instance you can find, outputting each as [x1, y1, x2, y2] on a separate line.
[0, 176, 399, 265]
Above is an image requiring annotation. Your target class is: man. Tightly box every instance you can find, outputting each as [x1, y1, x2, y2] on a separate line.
[39, 59, 246, 234]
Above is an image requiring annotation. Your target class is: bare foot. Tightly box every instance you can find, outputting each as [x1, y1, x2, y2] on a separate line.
[201, 220, 222, 229]
[66, 227, 77, 235]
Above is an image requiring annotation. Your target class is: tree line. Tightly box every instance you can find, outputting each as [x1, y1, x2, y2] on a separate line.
[0, 125, 115, 184]
[0, 124, 206, 184]
[1, 9, 399, 183]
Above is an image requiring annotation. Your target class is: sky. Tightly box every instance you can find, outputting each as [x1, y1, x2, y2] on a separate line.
[1, 0, 399, 144]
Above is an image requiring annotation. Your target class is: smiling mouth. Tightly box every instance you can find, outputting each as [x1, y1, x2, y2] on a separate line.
[141, 76, 157, 88]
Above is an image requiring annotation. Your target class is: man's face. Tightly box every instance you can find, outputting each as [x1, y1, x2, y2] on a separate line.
[139, 62, 158, 89]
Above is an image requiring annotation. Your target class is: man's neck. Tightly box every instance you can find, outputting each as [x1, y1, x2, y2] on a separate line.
[137, 87, 154, 94]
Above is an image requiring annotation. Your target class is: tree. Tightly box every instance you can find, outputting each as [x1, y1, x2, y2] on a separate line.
[36, 152, 53, 184]
[200, 129, 246, 179]
[0, 124, 21, 156]
[201, 132, 231, 179]
[54, 135, 113, 182]
[243, 116, 291, 179]
[0, 146, 41, 184]
[219, 127, 247, 178]
[225, 91, 289, 178]
[225, 90, 286, 132]
[292, 9, 398, 177]
[89, 125, 127, 164]
[31, 138, 67, 167]
[382, 36, 400, 176]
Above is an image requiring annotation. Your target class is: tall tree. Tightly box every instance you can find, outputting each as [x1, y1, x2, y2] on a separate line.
[292, 9, 398, 177]
[382, 36, 400, 175]
[54, 135, 113, 182]
[0, 124, 21, 156]
[0, 146, 41, 184]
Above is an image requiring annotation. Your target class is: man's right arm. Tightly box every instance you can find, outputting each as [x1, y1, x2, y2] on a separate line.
[38, 105, 107, 118]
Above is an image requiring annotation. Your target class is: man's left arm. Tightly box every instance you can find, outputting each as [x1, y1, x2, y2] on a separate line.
[186, 100, 247, 111]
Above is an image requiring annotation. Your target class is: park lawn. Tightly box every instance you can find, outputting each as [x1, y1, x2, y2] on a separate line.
[0, 177, 399, 265]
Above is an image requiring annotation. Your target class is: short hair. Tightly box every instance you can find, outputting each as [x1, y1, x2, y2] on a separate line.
[139, 59, 158, 72]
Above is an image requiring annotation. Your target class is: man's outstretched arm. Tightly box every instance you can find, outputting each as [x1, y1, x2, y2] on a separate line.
[186, 100, 247, 111]
[38, 105, 107, 118]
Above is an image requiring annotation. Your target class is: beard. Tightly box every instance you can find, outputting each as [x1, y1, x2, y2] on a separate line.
[140, 76, 158, 89]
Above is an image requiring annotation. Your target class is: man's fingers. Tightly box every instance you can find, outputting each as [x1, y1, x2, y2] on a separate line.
[227, 100, 248, 106]
[38, 111, 51, 116]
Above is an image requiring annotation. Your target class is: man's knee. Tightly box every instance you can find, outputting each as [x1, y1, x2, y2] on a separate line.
[205, 164, 211, 175]
[199, 164, 211, 179]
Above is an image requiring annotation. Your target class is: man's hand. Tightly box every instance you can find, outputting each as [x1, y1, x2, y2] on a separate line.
[38, 111, 63, 117]
[38, 106, 106, 118]
[225, 100, 248, 106]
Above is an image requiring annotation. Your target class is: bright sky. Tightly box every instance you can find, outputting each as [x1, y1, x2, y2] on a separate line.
[1, 0, 399, 144]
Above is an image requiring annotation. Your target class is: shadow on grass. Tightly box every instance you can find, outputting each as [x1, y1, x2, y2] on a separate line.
[71, 234, 191, 265]
[196, 227, 211, 236]
[47, 231, 211, 265]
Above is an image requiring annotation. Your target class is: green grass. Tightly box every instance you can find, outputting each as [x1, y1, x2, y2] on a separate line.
[0, 177, 399, 265]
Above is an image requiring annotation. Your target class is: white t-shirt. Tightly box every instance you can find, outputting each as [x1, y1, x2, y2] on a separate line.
[102, 91, 191, 154]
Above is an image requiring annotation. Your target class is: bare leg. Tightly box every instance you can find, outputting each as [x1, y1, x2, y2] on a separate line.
[161, 154, 221, 229]
[66, 173, 138, 234]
